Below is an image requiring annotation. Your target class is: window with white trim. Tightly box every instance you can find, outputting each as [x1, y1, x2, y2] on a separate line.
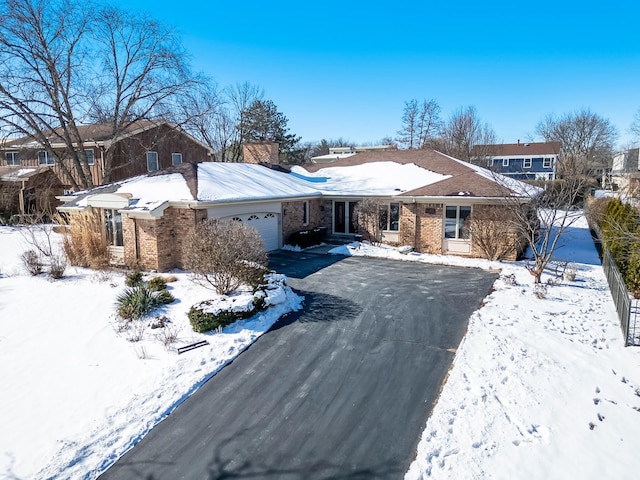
[146, 151, 158, 171]
[38, 151, 55, 166]
[444, 205, 472, 239]
[104, 209, 123, 247]
[379, 202, 400, 231]
[172, 152, 182, 166]
[502, 158, 509, 167]
[543, 157, 552, 168]
[523, 158, 532, 168]
[5, 151, 19, 166]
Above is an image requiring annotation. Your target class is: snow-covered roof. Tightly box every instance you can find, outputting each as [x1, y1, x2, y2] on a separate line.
[197, 162, 321, 202]
[297, 149, 541, 199]
[291, 161, 451, 196]
[60, 151, 539, 217]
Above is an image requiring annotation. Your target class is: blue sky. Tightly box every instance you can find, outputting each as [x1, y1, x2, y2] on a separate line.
[120, 0, 640, 148]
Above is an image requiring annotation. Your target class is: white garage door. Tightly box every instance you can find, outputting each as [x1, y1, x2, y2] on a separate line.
[232, 213, 280, 251]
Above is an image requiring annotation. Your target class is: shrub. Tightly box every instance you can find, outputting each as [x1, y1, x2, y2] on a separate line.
[125, 269, 144, 287]
[183, 219, 268, 295]
[49, 253, 67, 279]
[188, 296, 267, 333]
[116, 285, 162, 320]
[147, 276, 168, 291]
[156, 289, 175, 305]
[21, 250, 42, 276]
[353, 198, 382, 244]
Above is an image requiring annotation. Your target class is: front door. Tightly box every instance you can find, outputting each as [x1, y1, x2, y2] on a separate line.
[334, 201, 358, 234]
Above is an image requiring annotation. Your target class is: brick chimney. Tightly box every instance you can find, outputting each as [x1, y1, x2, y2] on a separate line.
[243, 142, 279, 165]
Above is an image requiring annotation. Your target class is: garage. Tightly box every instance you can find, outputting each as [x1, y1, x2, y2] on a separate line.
[229, 212, 280, 251]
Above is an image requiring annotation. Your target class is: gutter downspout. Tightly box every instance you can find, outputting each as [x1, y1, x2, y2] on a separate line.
[19, 179, 26, 216]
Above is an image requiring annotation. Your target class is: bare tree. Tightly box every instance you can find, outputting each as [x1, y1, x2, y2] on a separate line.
[172, 79, 225, 160]
[630, 107, 640, 141]
[92, 5, 198, 182]
[535, 109, 617, 179]
[437, 106, 497, 162]
[497, 176, 586, 283]
[396, 99, 441, 149]
[0, 0, 96, 189]
[0, 0, 199, 188]
[353, 198, 383, 245]
[224, 82, 264, 162]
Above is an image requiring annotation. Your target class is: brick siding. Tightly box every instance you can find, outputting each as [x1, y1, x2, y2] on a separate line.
[122, 207, 206, 271]
[282, 199, 327, 243]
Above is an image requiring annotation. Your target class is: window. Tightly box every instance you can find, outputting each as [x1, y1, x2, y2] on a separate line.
[543, 157, 552, 168]
[5, 152, 19, 166]
[487, 158, 494, 167]
[38, 151, 55, 166]
[104, 209, 123, 247]
[523, 158, 532, 168]
[146, 151, 158, 171]
[172, 153, 182, 166]
[502, 158, 509, 167]
[302, 201, 309, 225]
[444, 205, 471, 239]
[379, 202, 400, 231]
[84, 149, 95, 166]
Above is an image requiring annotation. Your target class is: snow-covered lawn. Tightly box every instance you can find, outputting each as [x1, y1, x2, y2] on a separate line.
[0, 227, 302, 479]
[331, 216, 640, 480]
[1, 212, 639, 479]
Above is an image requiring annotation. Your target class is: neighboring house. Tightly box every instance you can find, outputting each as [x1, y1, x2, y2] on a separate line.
[0, 120, 213, 192]
[475, 141, 561, 181]
[59, 147, 537, 271]
[310, 145, 394, 164]
[0, 167, 64, 220]
[611, 147, 640, 192]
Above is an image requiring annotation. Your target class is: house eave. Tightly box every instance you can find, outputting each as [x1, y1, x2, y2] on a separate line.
[396, 195, 532, 204]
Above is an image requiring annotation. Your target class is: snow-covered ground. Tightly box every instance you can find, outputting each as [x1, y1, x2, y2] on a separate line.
[331, 215, 640, 480]
[1, 212, 639, 479]
[0, 227, 302, 479]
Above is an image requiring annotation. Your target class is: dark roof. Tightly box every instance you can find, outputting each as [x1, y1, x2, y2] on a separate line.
[475, 141, 561, 157]
[4, 120, 172, 148]
[305, 149, 528, 198]
[304, 149, 471, 175]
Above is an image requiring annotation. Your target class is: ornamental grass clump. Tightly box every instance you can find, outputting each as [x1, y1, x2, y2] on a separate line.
[116, 285, 163, 320]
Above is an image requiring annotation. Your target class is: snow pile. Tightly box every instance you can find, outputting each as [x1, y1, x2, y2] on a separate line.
[0, 226, 302, 479]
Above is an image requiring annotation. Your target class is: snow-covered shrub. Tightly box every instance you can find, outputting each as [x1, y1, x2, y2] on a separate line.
[116, 285, 163, 320]
[188, 295, 266, 333]
[533, 283, 548, 299]
[183, 219, 268, 295]
[21, 250, 42, 276]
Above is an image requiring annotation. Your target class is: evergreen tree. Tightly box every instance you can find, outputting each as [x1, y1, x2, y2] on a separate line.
[240, 100, 304, 164]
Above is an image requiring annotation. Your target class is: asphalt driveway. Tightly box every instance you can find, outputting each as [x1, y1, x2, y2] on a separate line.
[100, 251, 497, 479]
